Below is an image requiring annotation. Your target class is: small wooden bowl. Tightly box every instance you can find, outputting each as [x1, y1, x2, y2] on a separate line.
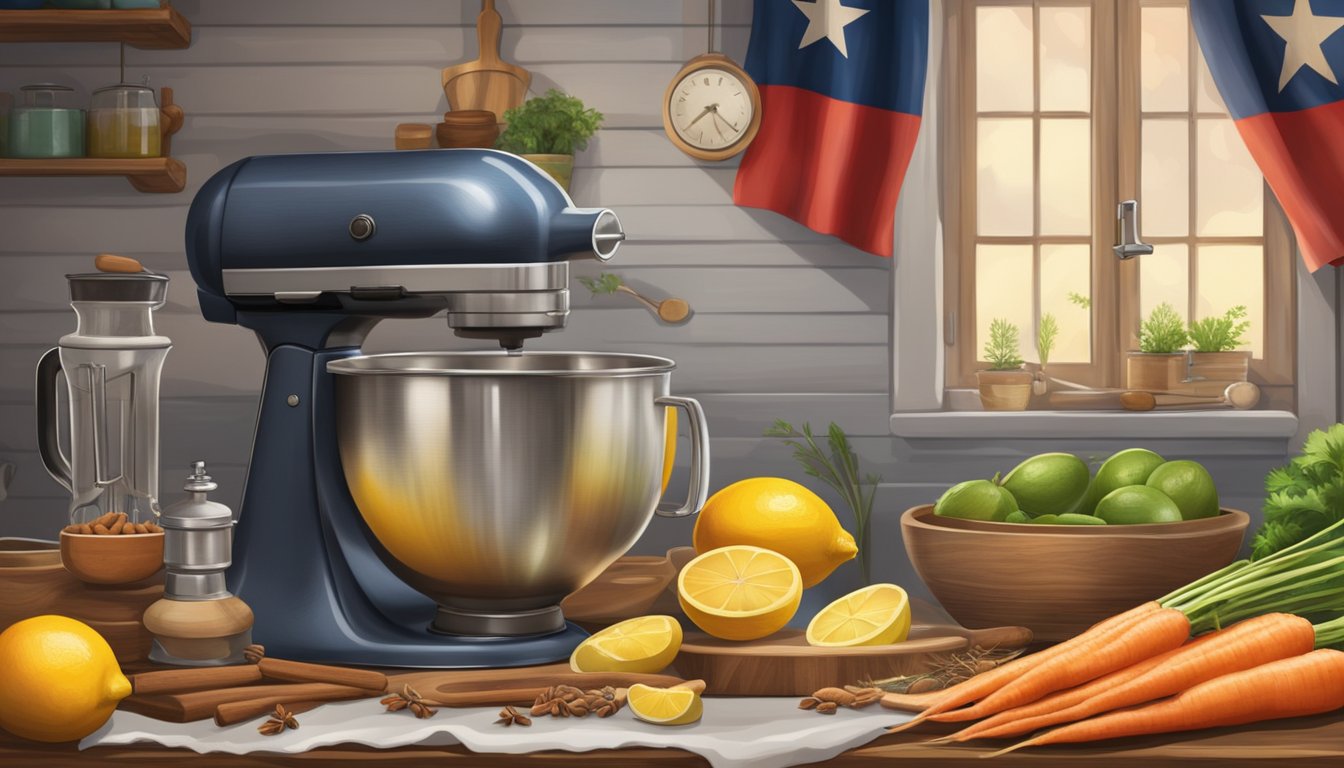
[60, 530, 164, 586]
[902, 505, 1249, 642]
[436, 110, 501, 149]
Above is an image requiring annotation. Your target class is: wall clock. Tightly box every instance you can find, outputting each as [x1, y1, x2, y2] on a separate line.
[662, 51, 761, 161]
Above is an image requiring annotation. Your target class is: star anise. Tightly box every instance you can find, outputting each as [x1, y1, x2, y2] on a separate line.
[495, 705, 532, 727]
[530, 684, 626, 719]
[258, 704, 299, 735]
[380, 684, 440, 719]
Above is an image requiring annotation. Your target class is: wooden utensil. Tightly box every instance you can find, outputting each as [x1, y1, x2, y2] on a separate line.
[441, 0, 531, 122]
[122, 682, 378, 723]
[95, 252, 145, 273]
[674, 623, 1033, 696]
[617, 284, 692, 324]
[1121, 381, 1260, 411]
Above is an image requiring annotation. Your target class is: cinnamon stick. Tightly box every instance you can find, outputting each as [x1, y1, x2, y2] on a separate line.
[130, 665, 264, 696]
[214, 699, 323, 728]
[257, 657, 387, 692]
[122, 682, 376, 723]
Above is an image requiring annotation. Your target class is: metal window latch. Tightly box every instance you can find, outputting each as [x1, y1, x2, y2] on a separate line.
[1113, 200, 1154, 260]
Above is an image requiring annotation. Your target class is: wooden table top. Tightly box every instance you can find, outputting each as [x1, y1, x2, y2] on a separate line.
[3, 710, 1342, 766]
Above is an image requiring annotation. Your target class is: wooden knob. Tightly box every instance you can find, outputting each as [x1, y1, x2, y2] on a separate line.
[95, 253, 144, 273]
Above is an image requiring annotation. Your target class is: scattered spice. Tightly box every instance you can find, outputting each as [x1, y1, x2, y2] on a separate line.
[531, 685, 626, 719]
[798, 686, 883, 714]
[243, 644, 266, 664]
[257, 704, 299, 736]
[64, 511, 162, 535]
[861, 645, 1026, 694]
[495, 706, 532, 727]
[381, 684, 439, 719]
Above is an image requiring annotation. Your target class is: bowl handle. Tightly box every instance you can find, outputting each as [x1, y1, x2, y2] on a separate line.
[654, 396, 709, 518]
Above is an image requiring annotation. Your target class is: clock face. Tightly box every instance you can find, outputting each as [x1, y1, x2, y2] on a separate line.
[668, 67, 755, 151]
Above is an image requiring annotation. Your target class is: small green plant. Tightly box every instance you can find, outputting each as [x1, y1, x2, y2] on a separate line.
[1067, 291, 1092, 310]
[764, 420, 879, 584]
[578, 273, 622, 295]
[983, 318, 1024, 370]
[1188, 305, 1250, 352]
[495, 89, 604, 155]
[1138, 302, 1189, 353]
[1037, 313, 1059, 367]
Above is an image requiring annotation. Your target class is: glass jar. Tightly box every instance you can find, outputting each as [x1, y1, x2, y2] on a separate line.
[88, 83, 161, 159]
[7, 84, 85, 159]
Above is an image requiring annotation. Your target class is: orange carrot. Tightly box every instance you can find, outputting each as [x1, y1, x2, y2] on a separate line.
[930, 606, 1191, 724]
[991, 649, 1344, 755]
[886, 601, 1161, 733]
[940, 633, 1211, 743]
[964, 612, 1315, 741]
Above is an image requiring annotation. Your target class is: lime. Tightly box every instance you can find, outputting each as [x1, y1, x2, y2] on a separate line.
[1001, 453, 1091, 516]
[934, 479, 1018, 522]
[1029, 514, 1061, 524]
[1055, 513, 1107, 526]
[1146, 460, 1220, 520]
[1094, 486, 1183, 525]
[1092, 449, 1165, 506]
[1003, 510, 1032, 524]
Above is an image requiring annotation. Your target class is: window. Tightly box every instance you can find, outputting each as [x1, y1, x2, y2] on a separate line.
[945, 0, 1295, 403]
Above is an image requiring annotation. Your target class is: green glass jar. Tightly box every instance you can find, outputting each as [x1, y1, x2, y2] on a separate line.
[8, 84, 85, 159]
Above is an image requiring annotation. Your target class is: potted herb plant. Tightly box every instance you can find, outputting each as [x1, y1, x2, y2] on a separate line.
[1185, 305, 1251, 394]
[495, 89, 603, 191]
[1127, 302, 1189, 391]
[1033, 312, 1058, 396]
[978, 318, 1032, 411]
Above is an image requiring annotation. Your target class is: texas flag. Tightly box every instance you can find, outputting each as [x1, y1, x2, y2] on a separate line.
[732, 0, 929, 257]
[1192, 0, 1344, 271]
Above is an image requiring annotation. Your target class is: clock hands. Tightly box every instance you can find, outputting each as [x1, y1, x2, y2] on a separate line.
[710, 109, 739, 134]
[685, 104, 717, 129]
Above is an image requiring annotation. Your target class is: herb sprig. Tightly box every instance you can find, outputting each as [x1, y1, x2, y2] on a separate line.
[1252, 423, 1344, 560]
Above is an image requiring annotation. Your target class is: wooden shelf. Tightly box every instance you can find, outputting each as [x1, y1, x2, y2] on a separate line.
[0, 157, 185, 192]
[0, 6, 191, 49]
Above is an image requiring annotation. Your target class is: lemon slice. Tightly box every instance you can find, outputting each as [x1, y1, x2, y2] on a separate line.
[627, 682, 704, 726]
[569, 615, 683, 674]
[677, 545, 802, 641]
[806, 583, 912, 647]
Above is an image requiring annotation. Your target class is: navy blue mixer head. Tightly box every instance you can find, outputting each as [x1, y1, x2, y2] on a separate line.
[184, 149, 624, 350]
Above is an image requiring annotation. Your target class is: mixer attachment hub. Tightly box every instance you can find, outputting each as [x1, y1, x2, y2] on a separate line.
[430, 605, 567, 638]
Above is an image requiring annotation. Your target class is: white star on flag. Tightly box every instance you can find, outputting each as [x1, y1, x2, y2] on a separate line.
[791, 0, 870, 59]
[1262, 0, 1344, 92]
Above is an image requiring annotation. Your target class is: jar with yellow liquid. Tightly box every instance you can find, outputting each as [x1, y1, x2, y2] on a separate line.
[88, 83, 161, 159]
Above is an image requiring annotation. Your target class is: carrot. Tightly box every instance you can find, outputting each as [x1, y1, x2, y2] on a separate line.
[938, 633, 1212, 743]
[990, 649, 1344, 755]
[929, 606, 1191, 724]
[962, 612, 1315, 741]
[885, 601, 1161, 733]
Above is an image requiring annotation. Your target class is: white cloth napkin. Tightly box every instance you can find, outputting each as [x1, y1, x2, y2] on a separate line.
[82, 696, 913, 768]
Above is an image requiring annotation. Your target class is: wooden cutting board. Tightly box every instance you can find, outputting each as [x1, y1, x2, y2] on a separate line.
[441, 0, 530, 122]
[674, 623, 1033, 697]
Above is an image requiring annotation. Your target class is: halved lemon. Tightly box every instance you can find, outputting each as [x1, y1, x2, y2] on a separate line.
[677, 545, 802, 641]
[627, 682, 703, 726]
[569, 615, 682, 674]
[805, 583, 912, 647]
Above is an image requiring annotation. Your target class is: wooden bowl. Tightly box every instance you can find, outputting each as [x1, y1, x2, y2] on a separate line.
[562, 547, 694, 631]
[436, 110, 501, 148]
[60, 530, 164, 586]
[901, 505, 1249, 642]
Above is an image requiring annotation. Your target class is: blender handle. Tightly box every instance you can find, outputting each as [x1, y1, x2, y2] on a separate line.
[35, 348, 73, 492]
[654, 395, 710, 518]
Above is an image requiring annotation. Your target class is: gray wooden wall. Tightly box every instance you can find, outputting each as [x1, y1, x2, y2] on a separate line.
[0, 1, 1300, 611]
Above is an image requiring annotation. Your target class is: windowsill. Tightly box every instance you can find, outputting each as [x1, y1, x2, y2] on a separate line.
[890, 395, 1299, 440]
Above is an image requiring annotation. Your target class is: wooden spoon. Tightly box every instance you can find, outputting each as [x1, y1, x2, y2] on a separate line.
[616, 285, 691, 324]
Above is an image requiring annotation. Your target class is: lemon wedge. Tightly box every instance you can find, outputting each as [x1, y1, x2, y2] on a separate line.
[677, 545, 802, 641]
[627, 681, 704, 726]
[569, 615, 682, 674]
[806, 583, 912, 647]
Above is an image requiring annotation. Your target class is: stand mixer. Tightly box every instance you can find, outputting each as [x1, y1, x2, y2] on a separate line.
[186, 149, 707, 668]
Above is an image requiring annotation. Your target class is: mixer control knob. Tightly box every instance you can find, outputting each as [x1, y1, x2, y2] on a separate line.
[348, 214, 376, 241]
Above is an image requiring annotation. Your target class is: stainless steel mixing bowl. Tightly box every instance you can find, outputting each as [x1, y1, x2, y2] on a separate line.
[327, 351, 709, 637]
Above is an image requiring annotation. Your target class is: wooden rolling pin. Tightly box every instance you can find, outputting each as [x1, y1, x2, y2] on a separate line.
[123, 682, 378, 723]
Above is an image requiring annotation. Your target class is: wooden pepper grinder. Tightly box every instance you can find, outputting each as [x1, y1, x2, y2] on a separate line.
[142, 461, 254, 665]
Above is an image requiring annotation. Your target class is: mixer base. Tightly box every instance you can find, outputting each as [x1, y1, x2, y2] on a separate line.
[431, 604, 566, 637]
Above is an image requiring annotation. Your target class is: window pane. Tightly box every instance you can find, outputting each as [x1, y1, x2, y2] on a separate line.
[976, 244, 1035, 362]
[1141, 6, 1189, 112]
[978, 118, 1035, 236]
[1196, 119, 1263, 236]
[1141, 119, 1189, 237]
[1039, 119, 1090, 236]
[977, 6, 1034, 112]
[1196, 245, 1265, 357]
[1196, 45, 1226, 113]
[1040, 6, 1090, 112]
[1140, 243, 1190, 325]
[1040, 244, 1091, 364]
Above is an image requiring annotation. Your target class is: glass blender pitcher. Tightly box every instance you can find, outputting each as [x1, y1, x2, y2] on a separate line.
[36, 267, 171, 525]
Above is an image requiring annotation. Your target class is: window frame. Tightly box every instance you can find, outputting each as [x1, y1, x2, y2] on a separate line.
[944, 0, 1295, 402]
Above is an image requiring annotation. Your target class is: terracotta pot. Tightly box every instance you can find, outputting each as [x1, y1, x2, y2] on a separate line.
[1126, 351, 1188, 391]
[436, 110, 501, 149]
[976, 369, 1033, 411]
[522, 153, 574, 191]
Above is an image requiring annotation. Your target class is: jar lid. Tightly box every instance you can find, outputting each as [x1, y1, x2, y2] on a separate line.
[20, 83, 74, 93]
[67, 272, 168, 303]
[161, 462, 235, 529]
[92, 83, 154, 95]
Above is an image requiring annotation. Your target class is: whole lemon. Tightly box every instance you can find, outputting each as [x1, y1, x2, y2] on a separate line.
[692, 477, 857, 588]
[0, 615, 131, 742]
